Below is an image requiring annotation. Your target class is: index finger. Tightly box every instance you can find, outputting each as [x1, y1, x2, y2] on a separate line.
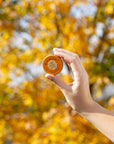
[53, 48, 82, 78]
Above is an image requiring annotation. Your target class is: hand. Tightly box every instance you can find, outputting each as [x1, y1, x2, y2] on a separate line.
[45, 48, 114, 142]
[46, 48, 94, 112]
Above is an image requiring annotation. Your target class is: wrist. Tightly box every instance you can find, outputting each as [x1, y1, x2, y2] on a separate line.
[75, 96, 95, 114]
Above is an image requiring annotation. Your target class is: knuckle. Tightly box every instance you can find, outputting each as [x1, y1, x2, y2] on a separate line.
[75, 54, 79, 59]
[72, 54, 79, 62]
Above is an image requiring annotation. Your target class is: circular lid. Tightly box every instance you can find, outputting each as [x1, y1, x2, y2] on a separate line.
[43, 55, 63, 75]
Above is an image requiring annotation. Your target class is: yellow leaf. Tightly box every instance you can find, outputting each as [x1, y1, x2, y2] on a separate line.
[105, 5, 114, 14]
[108, 97, 114, 106]
[0, 120, 5, 138]
[3, 32, 9, 40]
[23, 94, 33, 106]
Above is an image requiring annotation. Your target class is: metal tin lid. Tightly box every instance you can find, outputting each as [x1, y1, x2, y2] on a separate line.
[43, 55, 63, 75]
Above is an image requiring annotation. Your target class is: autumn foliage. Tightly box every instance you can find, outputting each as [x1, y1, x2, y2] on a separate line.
[0, 0, 114, 143]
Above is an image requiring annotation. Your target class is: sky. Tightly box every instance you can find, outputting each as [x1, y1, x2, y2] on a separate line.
[70, 0, 97, 18]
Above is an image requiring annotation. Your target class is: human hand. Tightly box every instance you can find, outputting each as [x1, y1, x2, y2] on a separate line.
[46, 48, 94, 112]
[45, 48, 114, 142]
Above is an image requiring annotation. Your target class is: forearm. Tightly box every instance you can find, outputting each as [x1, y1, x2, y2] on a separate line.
[78, 100, 114, 142]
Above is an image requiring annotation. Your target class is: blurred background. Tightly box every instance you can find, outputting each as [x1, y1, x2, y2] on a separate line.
[0, 0, 114, 143]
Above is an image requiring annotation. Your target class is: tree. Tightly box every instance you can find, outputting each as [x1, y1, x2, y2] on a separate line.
[0, 0, 114, 143]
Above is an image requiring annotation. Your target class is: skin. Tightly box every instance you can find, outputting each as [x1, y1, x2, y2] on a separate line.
[45, 48, 114, 142]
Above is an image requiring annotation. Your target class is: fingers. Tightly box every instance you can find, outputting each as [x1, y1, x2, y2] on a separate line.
[54, 48, 82, 65]
[53, 48, 82, 80]
[45, 74, 71, 93]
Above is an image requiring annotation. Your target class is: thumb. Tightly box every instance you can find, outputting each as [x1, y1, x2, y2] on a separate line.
[45, 74, 69, 92]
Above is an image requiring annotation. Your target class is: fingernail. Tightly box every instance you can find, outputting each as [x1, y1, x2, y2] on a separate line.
[45, 74, 53, 80]
[53, 48, 56, 52]
[53, 48, 59, 51]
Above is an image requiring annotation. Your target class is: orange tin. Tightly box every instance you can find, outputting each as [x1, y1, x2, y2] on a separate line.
[43, 55, 63, 75]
